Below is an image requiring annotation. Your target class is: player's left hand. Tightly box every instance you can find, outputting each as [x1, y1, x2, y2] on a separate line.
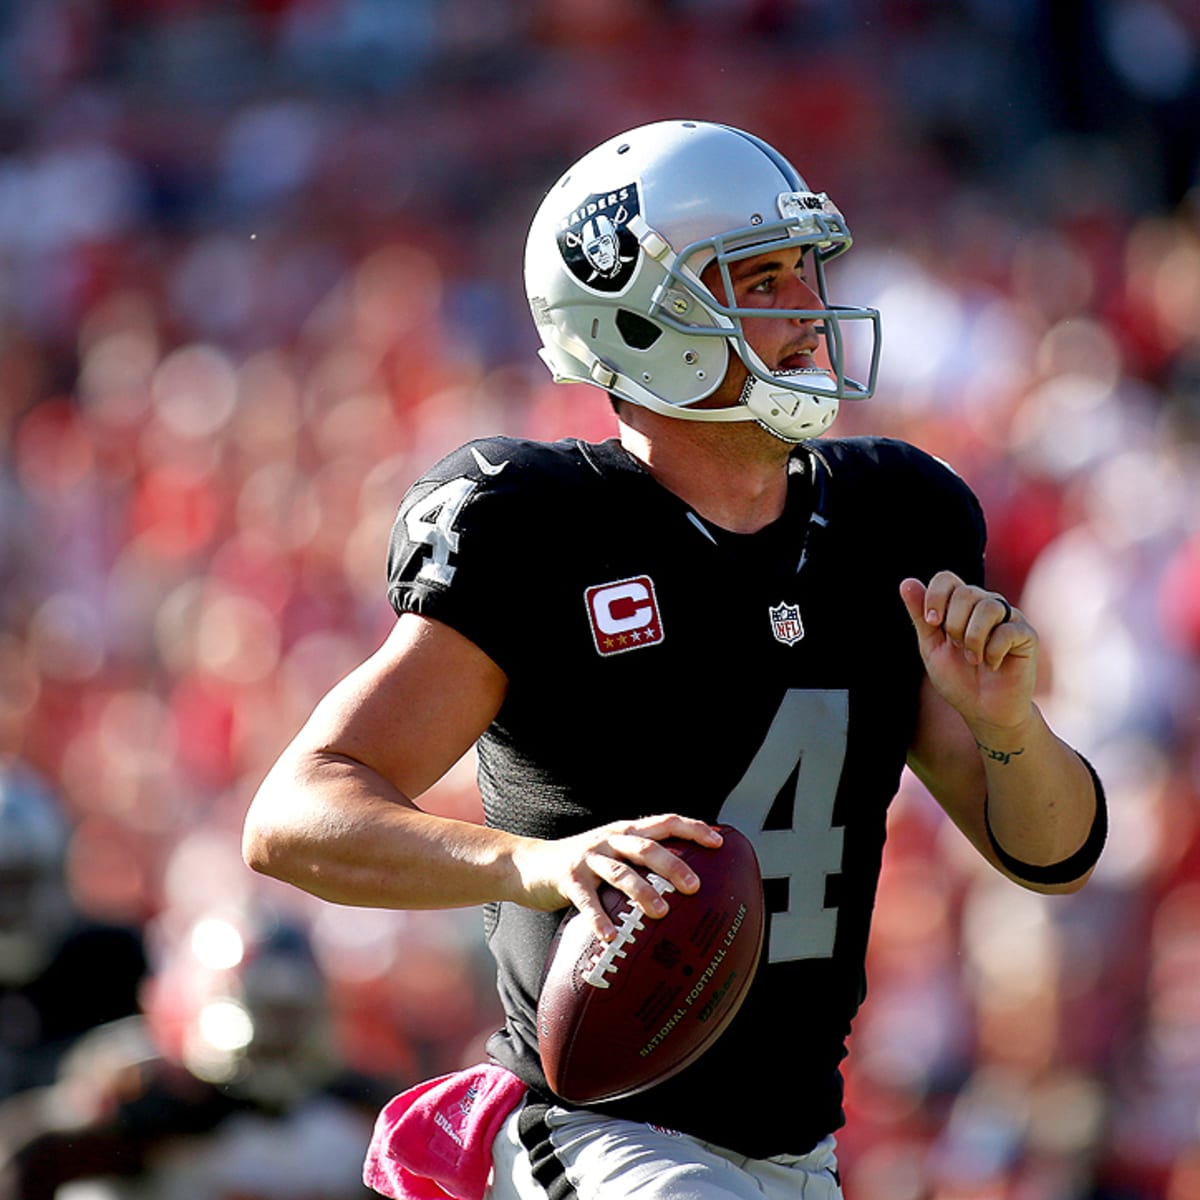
[899, 571, 1037, 734]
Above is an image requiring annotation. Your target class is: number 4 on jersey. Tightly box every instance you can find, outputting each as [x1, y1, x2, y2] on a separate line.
[718, 690, 848, 963]
[400, 477, 476, 586]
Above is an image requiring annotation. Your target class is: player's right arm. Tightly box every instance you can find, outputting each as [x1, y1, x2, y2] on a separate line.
[242, 611, 718, 938]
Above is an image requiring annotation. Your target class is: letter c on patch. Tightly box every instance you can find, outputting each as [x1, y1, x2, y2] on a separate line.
[584, 575, 663, 656]
[593, 581, 653, 634]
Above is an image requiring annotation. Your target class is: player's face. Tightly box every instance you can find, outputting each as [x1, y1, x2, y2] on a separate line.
[701, 247, 825, 376]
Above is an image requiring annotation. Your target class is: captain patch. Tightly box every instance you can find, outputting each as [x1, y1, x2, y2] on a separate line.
[585, 575, 663, 656]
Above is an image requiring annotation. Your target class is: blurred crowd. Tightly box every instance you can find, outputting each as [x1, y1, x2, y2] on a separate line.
[0, 0, 1198, 1197]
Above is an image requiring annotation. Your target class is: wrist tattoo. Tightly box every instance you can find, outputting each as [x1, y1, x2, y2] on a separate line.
[976, 740, 1025, 765]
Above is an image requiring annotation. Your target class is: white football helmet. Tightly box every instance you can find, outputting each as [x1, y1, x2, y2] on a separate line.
[524, 120, 881, 442]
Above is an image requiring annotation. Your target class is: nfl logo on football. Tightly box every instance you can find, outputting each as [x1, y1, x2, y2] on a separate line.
[769, 602, 804, 646]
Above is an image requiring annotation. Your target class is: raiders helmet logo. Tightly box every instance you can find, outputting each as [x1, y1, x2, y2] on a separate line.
[557, 184, 640, 293]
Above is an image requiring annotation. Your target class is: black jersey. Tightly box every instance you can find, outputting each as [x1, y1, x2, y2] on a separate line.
[386, 435, 985, 1158]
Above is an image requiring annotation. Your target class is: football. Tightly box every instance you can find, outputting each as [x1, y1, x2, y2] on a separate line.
[536, 825, 764, 1105]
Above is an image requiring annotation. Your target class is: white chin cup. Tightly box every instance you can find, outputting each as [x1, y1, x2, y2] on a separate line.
[739, 369, 840, 443]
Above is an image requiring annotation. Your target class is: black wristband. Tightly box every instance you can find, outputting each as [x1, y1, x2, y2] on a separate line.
[983, 753, 1107, 885]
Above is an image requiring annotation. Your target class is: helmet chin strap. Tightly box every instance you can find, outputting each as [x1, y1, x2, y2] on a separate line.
[738, 368, 840, 443]
[613, 362, 840, 445]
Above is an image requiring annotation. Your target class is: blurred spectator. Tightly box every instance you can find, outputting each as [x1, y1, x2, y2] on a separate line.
[0, 911, 394, 1199]
[0, 757, 146, 1101]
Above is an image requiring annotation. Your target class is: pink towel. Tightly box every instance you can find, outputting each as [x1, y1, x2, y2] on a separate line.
[363, 1063, 528, 1200]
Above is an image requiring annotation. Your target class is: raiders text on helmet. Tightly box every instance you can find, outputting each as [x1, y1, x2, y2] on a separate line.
[524, 120, 882, 443]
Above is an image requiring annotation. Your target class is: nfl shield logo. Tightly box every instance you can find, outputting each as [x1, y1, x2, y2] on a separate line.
[769, 601, 804, 646]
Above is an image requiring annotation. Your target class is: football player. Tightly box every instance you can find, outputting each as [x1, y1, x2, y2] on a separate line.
[243, 120, 1106, 1200]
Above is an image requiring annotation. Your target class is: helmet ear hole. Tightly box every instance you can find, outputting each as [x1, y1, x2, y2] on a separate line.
[615, 309, 663, 350]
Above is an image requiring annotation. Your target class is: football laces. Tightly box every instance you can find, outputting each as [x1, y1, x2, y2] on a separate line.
[582, 873, 677, 989]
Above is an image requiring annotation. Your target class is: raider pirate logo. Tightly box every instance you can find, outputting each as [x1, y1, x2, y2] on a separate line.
[557, 183, 640, 293]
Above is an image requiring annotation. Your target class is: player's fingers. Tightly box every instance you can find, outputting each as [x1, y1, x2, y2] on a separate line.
[941, 580, 988, 646]
[958, 592, 1011, 663]
[553, 816, 722, 938]
[899, 578, 938, 649]
[949, 590, 1020, 665]
[584, 850, 675, 925]
[919, 570, 966, 627]
[561, 873, 618, 942]
[623, 813, 724, 849]
[607, 833, 703, 897]
[982, 605, 1036, 671]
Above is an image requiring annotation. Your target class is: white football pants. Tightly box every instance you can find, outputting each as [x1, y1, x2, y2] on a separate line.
[485, 1099, 843, 1200]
